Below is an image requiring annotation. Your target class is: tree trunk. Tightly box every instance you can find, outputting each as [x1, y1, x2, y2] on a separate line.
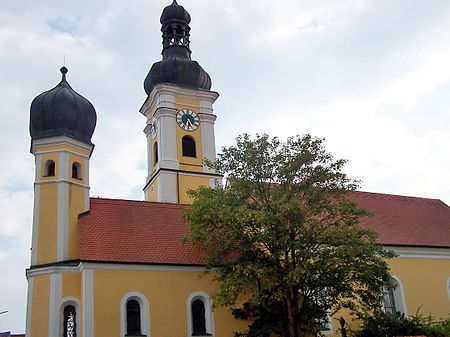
[286, 289, 297, 337]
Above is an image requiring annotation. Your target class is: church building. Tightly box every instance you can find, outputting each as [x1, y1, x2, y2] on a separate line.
[25, 1, 450, 337]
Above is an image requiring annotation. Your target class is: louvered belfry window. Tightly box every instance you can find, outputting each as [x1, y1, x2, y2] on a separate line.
[126, 299, 142, 336]
[45, 160, 55, 177]
[182, 136, 196, 157]
[63, 305, 76, 337]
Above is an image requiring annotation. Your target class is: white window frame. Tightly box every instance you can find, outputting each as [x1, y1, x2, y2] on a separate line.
[383, 275, 407, 315]
[186, 291, 214, 337]
[447, 278, 450, 302]
[120, 291, 150, 337]
[318, 311, 333, 335]
[59, 297, 80, 337]
[311, 292, 333, 335]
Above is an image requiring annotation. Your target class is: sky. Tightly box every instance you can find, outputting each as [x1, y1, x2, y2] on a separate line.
[1, 0, 450, 333]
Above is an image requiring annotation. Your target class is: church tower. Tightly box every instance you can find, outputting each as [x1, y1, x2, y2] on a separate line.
[141, 0, 222, 204]
[27, 66, 96, 337]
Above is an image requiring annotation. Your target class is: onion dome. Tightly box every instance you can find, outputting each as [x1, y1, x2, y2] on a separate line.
[160, 0, 191, 25]
[144, 0, 212, 95]
[30, 66, 97, 144]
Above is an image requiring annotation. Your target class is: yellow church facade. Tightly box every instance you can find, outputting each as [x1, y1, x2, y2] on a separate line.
[25, 1, 449, 337]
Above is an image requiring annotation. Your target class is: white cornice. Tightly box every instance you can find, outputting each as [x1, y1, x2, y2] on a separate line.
[26, 265, 80, 278]
[35, 179, 90, 189]
[199, 113, 217, 124]
[154, 107, 177, 119]
[140, 83, 219, 116]
[33, 148, 91, 159]
[385, 246, 450, 259]
[79, 261, 205, 272]
[31, 136, 94, 156]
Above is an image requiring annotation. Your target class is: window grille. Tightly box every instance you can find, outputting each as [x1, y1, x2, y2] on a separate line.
[63, 305, 76, 337]
[383, 288, 397, 314]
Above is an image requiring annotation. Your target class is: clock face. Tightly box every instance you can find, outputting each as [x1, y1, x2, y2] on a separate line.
[176, 109, 200, 131]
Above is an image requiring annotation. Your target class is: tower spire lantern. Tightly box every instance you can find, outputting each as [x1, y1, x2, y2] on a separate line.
[144, 0, 211, 95]
[160, 0, 192, 59]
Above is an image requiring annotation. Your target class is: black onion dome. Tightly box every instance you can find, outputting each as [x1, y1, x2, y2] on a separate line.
[160, 0, 191, 25]
[143, 1, 212, 95]
[144, 59, 212, 95]
[30, 66, 97, 144]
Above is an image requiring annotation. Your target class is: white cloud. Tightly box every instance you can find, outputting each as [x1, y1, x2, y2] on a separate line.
[248, 0, 368, 46]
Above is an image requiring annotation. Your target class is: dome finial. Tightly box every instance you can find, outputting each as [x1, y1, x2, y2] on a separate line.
[30, 65, 97, 144]
[60, 66, 68, 81]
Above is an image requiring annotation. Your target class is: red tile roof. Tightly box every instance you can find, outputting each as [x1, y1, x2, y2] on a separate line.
[78, 198, 205, 265]
[349, 191, 450, 248]
[79, 193, 450, 265]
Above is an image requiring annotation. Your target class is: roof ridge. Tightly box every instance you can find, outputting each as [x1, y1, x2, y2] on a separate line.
[351, 190, 444, 203]
[89, 197, 190, 208]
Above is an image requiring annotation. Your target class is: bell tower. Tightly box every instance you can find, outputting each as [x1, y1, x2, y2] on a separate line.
[141, 0, 222, 204]
[27, 66, 96, 337]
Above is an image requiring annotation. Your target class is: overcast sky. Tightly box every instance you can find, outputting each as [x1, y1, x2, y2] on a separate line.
[1, 0, 450, 333]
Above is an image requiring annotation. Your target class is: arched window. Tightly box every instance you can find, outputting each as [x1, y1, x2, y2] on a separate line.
[192, 299, 208, 336]
[447, 278, 450, 302]
[126, 299, 142, 336]
[383, 276, 406, 314]
[187, 292, 213, 337]
[72, 162, 81, 179]
[120, 292, 149, 337]
[153, 142, 159, 165]
[44, 160, 56, 177]
[63, 305, 77, 337]
[182, 136, 196, 158]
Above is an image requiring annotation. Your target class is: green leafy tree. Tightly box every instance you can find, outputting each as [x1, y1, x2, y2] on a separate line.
[184, 134, 395, 337]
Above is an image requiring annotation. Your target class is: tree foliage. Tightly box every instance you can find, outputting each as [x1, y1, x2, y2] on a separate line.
[354, 311, 450, 337]
[184, 134, 395, 337]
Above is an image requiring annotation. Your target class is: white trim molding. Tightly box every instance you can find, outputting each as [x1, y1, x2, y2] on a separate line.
[186, 291, 215, 337]
[25, 277, 33, 337]
[31, 135, 94, 156]
[447, 277, 450, 303]
[385, 246, 450, 259]
[140, 83, 219, 117]
[35, 179, 90, 189]
[79, 262, 205, 273]
[82, 268, 94, 337]
[48, 273, 62, 337]
[120, 291, 150, 337]
[57, 181, 69, 261]
[27, 266, 80, 278]
[31, 184, 40, 265]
